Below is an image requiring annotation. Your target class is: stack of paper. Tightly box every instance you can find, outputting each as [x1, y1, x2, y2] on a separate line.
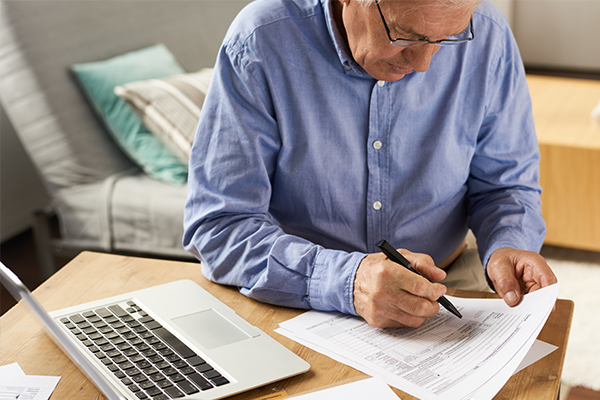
[0, 363, 60, 400]
[276, 283, 560, 400]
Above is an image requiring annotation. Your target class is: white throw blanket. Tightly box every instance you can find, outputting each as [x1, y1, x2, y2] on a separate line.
[546, 258, 600, 390]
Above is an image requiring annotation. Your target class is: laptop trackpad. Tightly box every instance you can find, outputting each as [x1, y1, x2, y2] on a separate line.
[172, 309, 252, 350]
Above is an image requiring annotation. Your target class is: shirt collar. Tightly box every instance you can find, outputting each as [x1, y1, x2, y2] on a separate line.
[321, 0, 367, 76]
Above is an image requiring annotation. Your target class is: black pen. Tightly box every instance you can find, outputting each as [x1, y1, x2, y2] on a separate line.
[376, 239, 462, 319]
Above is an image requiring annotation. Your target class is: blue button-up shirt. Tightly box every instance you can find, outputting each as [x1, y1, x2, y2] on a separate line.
[183, 0, 545, 315]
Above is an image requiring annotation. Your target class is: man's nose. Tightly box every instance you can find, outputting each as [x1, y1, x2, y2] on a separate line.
[403, 44, 438, 73]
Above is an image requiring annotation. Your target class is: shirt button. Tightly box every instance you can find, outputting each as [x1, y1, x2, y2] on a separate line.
[372, 201, 382, 211]
[377, 80, 385, 87]
[344, 65, 352, 70]
[372, 140, 382, 150]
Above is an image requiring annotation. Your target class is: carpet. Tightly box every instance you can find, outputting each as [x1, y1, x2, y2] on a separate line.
[546, 258, 600, 390]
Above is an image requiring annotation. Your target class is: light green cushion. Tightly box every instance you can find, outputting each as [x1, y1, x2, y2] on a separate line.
[71, 44, 188, 185]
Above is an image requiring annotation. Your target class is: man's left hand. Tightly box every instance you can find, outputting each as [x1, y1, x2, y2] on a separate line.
[486, 248, 558, 307]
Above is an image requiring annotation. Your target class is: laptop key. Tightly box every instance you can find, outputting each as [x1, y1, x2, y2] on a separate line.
[204, 370, 221, 380]
[196, 363, 213, 373]
[106, 350, 121, 358]
[156, 380, 173, 389]
[108, 304, 129, 318]
[176, 380, 199, 395]
[164, 355, 181, 363]
[95, 308, 113, 318]
[136, 360, 151, 369]
[130, 354, 145, 363]
[149, 373, 166, 382]
[169, 373, 186, 383]
[152, 328, 195, 359]
[186, 356, 205, 366]
[154, 361, 171, 370]
[139, 381, 156, 390]
[87, 315, 102, 323]
[139, 316, 155, 324]
[143, 366, 159, 375]
[211, 376, 230, 386]
[188, 373, 213, 391]
[173, 360, 190, 369]
[163, 386, 185, 398]
[69, 314, 85, 324]
[144, 321, 163, 330]
[126, 368, 142, 377]
[163, 368, 178, 376]
[158, 348, 174, 357]
[94, 338, 109, 346]
[132, 374, 148, 384]
[145, 387, 162, 397]
[128, 384, 141, 392]
[178, 367, 194, 375]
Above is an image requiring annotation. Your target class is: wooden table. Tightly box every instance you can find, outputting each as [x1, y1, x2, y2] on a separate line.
[527, 75, 600, 252]
[0, 252, 573, 399]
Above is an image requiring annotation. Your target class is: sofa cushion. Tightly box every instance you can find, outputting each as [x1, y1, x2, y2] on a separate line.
[55, 170, 192, 259]
[71, 44, 188, 185]
[115, 69, 213, 164]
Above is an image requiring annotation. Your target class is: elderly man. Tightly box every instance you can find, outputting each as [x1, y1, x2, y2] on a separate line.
[183, 0, 557, 328]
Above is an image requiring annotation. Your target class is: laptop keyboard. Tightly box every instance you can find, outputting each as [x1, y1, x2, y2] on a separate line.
[60, 301, 230, 399]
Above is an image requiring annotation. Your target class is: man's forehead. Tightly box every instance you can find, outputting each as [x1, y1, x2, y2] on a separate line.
[381, 0, 477, 35]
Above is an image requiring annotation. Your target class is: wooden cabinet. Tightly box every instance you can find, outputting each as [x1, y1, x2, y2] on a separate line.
[527, 75, 600, 251]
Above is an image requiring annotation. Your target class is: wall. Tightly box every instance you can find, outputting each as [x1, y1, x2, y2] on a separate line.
[493, 0, 600, 72]
[0, 104, 50, 242]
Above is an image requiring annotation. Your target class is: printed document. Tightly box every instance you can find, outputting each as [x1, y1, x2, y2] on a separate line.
[277, 283, 560, 400]
[0, 363, 60, 400]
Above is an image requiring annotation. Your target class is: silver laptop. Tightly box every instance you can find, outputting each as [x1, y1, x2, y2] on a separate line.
[0, 262, 310, 400]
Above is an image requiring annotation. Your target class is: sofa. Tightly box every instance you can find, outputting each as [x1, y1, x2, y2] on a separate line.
[0, 0, 251, 276]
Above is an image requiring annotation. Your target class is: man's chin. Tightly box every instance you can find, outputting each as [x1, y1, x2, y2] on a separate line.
[369, 65, 414, 82]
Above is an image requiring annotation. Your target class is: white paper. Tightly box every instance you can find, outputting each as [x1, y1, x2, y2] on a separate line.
[464, 339, 557, 400]
[288, 377, 399, 399]
[0, 363, 60, 400]
[278, 283, 560, 400]
[514, 339, 557, 375]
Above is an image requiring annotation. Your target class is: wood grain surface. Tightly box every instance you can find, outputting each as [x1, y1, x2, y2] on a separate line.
[0, 252, 573, 399]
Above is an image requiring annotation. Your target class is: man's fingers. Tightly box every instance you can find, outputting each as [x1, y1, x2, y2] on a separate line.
[488, 247, 559, 308]
[353, 252, 445, 328]
[487, 249, 522, 306]
[354, 289, 438, 328]
[402, 250, 447, 284]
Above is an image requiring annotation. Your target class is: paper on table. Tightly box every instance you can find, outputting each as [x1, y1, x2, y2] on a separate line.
[277, 330, 554, 400]
[277, 283, 560, 400]
[465, 337, 558, 400]
[0, 363, 61, 400]
[287, 377, 399, 399]
[515, 339, 557, 375]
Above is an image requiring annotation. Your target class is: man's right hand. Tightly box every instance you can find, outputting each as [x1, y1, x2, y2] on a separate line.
[353, 249, 448, 328]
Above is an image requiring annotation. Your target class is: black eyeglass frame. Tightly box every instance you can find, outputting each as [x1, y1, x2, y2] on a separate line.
[374, 0, 475, 47]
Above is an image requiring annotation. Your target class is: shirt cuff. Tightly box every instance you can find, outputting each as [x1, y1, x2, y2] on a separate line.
[308, 248, 366, 315]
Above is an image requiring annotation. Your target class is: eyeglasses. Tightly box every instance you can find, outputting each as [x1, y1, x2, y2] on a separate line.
[375, 0, 475, 47]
